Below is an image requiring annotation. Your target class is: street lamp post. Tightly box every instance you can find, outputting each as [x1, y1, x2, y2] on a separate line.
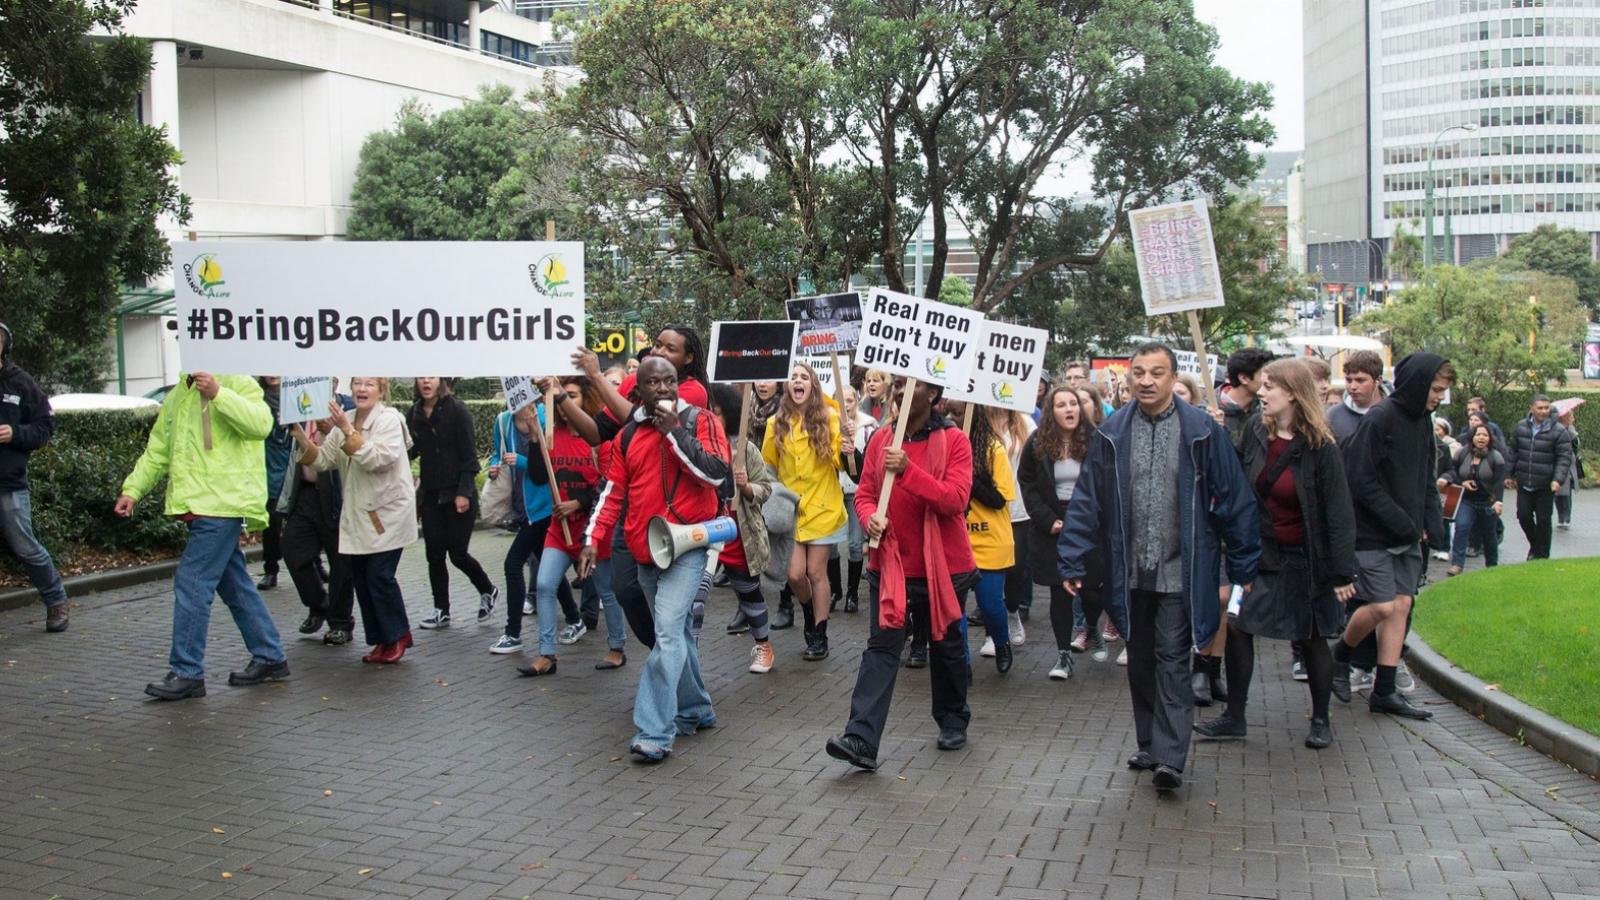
[1425, 122, 1479, 270]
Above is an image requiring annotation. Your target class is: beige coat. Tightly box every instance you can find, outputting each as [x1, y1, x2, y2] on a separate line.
[304, 402, 417, 555]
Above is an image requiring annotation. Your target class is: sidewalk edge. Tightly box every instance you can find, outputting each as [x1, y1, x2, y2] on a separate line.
[0, 547, 266, 614]
[1408, 632, 1600, 777]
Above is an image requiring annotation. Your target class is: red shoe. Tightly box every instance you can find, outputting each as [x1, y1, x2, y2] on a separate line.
[378, 641, 407, 664]
[398, 631, 414, 649]
[362, 643, 391, 664]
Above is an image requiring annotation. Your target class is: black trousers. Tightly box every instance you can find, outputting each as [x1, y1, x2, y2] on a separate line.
[281, 481, 354, 631]
[502, 516, 575, 639]
[1516, 488, 1555, 559]
[844, 571, 974, 752]
[1126, 589, 1194, 772]
[261, 503, 286, 575]
[1005, 520, 1030, 613]
[610, 527, 655, 649]
[418, 498, 494, 611]
[350, 548, 409, 646]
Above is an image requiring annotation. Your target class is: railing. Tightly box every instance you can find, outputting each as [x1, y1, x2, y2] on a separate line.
[270, 0, 555, 68]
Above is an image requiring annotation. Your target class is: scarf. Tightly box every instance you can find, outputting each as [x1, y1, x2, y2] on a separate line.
[873, 426, 960, 640]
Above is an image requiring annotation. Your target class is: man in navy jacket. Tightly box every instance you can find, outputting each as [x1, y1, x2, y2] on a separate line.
[1058, 343, 1260, 792]
[0, 324, 69, 632]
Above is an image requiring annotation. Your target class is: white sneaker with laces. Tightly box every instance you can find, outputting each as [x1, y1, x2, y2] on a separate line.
[1008, 611, 1025, 646]
[478, 587, 500, 620]
[488, 634, 523, 654]
[1116, 647, 1128, 666]
[557, 621, 588, 645]
[980, 636, 997, 658]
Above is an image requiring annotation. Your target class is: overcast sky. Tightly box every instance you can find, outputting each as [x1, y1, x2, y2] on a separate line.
[1193, 0, 1304, 152]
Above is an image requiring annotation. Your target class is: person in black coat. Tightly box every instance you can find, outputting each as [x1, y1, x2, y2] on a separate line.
[1442, 423, 1508, 573]
[410, 377, 498, 628]
[0, 324, 69, 632]
[1194, 359, 1357, 749]
[1504, 394, 1575, 560]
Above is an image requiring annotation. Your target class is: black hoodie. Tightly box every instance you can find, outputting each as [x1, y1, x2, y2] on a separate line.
[0, 364, 55, 491]
[1342, 352, 1447, 550]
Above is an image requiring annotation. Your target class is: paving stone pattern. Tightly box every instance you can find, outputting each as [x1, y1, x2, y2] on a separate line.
[1, 510, 1597, 899]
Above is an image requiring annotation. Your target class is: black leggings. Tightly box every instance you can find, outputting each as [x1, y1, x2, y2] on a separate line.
[1223, 629, 1334, 722]
[418, 499, 494, 611]
[1049, 583, 1104, 649]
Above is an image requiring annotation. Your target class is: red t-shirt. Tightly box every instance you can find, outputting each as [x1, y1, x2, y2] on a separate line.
[545, 430, 611, 558]
[1259, 436, 1305, 546]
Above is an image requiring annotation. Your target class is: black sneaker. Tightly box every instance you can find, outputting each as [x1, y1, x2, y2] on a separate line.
[1370, 690, 1433, 720]
[803, 635, 830, 661]
[478, 587, 500, 621]
[1127, 750, 1157, 771]
[298, 614, 325, 635]
[905, 643, 929, 668]
[144, 671, 206, 701]
[936, 728, 966, 751]
[1305, 717, 1333, 749]
[843, 593, 859, 614]
[994, 642, 1013, 674]
[323, 629, 352, 646]
[1152, 765, 1183, 791]
[228, 659, 291, 686]
[256, 571, 278, 590]
[824, 734, 878, 771]
[1193, 713, 1247, 740]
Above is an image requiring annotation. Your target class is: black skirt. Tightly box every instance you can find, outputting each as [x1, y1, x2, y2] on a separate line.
[1230, 543, 1341, 641]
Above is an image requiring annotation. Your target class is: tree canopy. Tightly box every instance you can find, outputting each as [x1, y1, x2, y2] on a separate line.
[0, 0, 186, 390]
[1502, 223, 1600, 314]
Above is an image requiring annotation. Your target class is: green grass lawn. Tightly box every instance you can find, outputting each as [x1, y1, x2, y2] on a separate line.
[1415, 557, 1600, 737]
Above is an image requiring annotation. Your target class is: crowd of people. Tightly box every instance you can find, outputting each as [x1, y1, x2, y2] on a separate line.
[0, 320, 1586, 787]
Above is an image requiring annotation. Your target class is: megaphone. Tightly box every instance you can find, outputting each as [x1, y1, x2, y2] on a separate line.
[646, 516, 738, 568]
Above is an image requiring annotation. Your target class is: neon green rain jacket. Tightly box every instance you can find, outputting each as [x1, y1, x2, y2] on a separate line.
[121, 374, 275, 531]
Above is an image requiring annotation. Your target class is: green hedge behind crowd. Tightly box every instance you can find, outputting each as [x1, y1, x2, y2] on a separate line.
[1476, 388, 1599, 485]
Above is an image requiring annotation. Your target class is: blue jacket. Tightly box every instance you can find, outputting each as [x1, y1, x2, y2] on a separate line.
[494, 407, 555, 524]
[1056, 398, 1261, 651]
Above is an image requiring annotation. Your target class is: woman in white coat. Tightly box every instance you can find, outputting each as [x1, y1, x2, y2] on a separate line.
[292, 377, 418, 664]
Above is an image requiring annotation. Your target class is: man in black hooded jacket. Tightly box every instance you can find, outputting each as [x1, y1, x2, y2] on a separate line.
[0, 325, 69, 632]
[1332, 352, 1454, 719]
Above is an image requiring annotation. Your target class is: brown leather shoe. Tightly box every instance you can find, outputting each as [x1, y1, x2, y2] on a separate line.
[45, 604, 69, 633]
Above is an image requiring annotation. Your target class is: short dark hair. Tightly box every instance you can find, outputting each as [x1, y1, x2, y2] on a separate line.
[1130, 342, 1178, 370]
[1343, 350, 1384, 380]
[1226, 348, 1275, 386]
[1533, 393, 1551, 404]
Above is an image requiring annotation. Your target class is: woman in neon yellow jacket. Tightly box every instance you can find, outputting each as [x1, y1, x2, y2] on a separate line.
[117, 372, 289, 701]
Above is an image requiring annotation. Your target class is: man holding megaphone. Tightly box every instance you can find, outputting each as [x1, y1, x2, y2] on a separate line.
[579, 357, 734, 764]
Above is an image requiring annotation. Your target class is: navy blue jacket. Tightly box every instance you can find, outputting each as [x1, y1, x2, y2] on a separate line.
[1057, 397, 1261, 651]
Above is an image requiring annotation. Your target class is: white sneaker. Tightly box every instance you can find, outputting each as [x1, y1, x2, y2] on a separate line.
[980, 636, 997, 658]
[1009, 611, 1025, 646]
[1431, 550, 1450, 562]
[488, 634, 523, 654]
[523, 599, 535, 616]
[418, 610, 450, 629]
[1396, 660, 1417, 693]
[1091, 641, 1109, 663]
[1116, 647, 1128, 666]
[1351, 668, 1376, 693]
[557, 621, 588, 645]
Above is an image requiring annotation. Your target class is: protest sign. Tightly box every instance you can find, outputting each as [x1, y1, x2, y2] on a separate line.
[591, 324, 651, 369]
[786, 293, 862, 356]
[1091, 350, 1222, 387]
[278, 376, 334, 425]
[945, 320, 1048, 415]
[501, 376, 539, 413]
[1127, 200, 1226, 317]
[805, 354, 853, 393]
[857, 288, 983, 390]
[709, 321, 800, 384]
[174, 241, 585, 376]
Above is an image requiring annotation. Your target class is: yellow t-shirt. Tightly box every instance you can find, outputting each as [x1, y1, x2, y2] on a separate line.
[966, 438, 1016, 571]
[762, 409, 847, 543]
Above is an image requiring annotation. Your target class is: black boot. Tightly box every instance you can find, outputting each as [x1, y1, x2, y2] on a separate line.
[804, 619, 830, 661]
[844, 559, 862, 613]
[771, 588, 794, 630]
[1208, 656, 1229, 704]
[827, 557, 842, 612]
[1191, 654, 1214, 707]
[800, 596, 816, 650]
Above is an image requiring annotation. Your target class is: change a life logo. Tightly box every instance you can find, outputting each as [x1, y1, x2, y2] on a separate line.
[991, 381, 1016, 404]
[296, 389, 315, 418]
[529, 253, 575, 299]
[182, 254, 229, 299]
[925, 357, 947, 379]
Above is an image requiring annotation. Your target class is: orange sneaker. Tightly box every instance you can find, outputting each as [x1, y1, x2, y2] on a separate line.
[749, 641, 775, 674]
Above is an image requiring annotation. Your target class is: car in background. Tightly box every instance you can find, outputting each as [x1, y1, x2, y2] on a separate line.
[49, 393, 161, 412]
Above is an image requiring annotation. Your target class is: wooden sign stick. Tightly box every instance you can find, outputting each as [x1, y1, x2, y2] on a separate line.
[960, 403, 974, 434]
[830, 352, 857, 476]
[734, 383, 752, 475]
[867, 377, 918, 550]
[538, 386, 573, 544]
[1186, 310, 1219, 412]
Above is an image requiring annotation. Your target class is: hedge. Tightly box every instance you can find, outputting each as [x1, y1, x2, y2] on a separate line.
[1474, 387, 1599, 486]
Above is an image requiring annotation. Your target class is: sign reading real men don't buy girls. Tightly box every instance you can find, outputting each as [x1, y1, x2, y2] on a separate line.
[173, 241, 586, 376]
[944, 320, 1048, 415]
[857, 288, 983, 389]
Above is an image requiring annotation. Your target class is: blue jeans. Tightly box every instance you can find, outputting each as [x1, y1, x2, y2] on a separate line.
[844, 495, 865, 562]
[0, 489, 66, 608]
[1450, 501, 1500, 568]
[170, 517, 286, 679]
[969, 570, 1009, 646]
[535, 549, 625, 655]
[633, 547, 713, 749]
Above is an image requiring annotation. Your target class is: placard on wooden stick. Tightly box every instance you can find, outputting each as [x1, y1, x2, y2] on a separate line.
[708, 320, 800, 384]
[1127, 200, 1227, 410]
[943, 319, 1049, 417]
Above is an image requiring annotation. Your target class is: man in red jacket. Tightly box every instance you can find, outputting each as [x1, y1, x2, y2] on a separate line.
[825, 376, 977, 771]
[581, 357, 732, 764]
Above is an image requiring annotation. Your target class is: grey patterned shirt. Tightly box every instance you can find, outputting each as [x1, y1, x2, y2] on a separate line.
[1131, 400, 1182, 592]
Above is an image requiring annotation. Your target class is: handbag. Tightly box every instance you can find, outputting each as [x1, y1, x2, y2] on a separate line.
[477, 411, 516, 527]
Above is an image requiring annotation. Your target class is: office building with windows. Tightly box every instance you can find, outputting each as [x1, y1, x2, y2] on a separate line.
[1303, 0, 1600, 286]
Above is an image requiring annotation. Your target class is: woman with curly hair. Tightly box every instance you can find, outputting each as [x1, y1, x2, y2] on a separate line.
[1017, 384, 1107, 681]
[956, 402, 1019, 673]
[762, 363, 855, 661]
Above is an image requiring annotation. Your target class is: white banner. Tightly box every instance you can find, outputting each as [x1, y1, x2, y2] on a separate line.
[944, 320, 1048, 414]
[1127, 200, 1226, 316]
[857, 288, 983, 389]
[173, 241, 585, 376]
[278, 376, 334, 425]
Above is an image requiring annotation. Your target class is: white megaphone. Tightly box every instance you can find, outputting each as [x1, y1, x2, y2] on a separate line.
[646, 516, 738, 568]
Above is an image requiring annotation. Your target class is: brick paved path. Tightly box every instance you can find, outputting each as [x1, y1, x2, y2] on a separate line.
[1, 509, 1597, 899]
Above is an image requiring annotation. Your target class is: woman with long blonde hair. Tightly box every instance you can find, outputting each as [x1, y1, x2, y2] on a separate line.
[1194, 358, 1357, 750]
[861, 369, 894, 424]
[762, 364, 854, 661]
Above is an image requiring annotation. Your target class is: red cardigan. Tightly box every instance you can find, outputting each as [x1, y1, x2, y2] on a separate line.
[854, 418, 975, 580]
